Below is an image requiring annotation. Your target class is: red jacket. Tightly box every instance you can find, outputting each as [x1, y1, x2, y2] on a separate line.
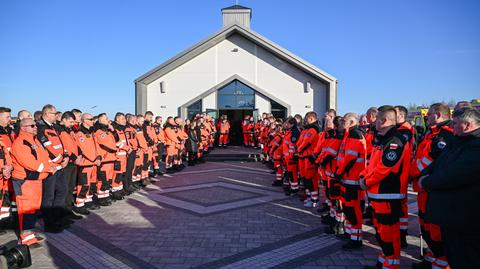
[361, 127, 410, 201]
[11, 131, 54, 180]
[336, 126, 367, 185]
[409, 120, 453, 191]
[297, 124, 320, 158]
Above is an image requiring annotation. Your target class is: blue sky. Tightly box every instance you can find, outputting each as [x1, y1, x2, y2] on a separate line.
[1, 0, 479, 116]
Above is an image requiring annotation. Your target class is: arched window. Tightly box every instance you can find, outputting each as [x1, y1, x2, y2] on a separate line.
[218, 80, 255, 109]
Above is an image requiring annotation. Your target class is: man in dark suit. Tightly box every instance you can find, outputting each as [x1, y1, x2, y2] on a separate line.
[419, 107, 480, 269]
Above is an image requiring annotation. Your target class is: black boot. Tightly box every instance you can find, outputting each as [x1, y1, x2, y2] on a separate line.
[411, 259, 432, 269]
[271, 180, 283, 186]
[111, 191, 125, 201]
[401, 230, 408, 248]
[86, 201, 100, 210]
[321, 215, 334, 225]
[98, 198, 111, 207]
[73, 206, 90, 216]
[324, 221, 337, 234]
[363, 262, 382, 269]
[342, 239, 363, 250]
[317, 203, 330, 214]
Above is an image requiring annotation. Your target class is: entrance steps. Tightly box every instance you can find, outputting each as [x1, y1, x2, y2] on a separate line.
[203, 146, 262, 162]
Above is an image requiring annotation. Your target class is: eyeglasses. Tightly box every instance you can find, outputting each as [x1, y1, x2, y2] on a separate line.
[22, 124, 37, 128]
[84, 118, 94, 121]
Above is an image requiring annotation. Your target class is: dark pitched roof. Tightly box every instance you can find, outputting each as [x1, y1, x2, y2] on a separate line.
[221, 5, 251, 11]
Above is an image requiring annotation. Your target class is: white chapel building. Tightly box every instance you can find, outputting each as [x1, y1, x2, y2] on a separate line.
[135, 5, 337, 122]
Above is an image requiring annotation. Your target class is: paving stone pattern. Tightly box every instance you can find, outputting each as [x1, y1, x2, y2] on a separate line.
[0, 150, 423, 268]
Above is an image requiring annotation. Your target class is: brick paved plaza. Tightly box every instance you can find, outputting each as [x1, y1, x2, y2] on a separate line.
[0, 148, 423, 269]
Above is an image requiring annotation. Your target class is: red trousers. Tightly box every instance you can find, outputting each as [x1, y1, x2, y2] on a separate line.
[219, 133, 229, 145]
[76, 165, 97, 208]
[342, 186, 365, 241]
[273, 157, 283, 181]
[285, 157, 298, 190]
[302, 158, 319, 201]
[113, 152, 127, 192]
[371, 200, 402, 269]
[98, 162, 114, 199]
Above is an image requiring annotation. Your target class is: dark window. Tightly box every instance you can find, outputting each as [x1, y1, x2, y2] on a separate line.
[187, 99, 202, 119]
[218, 80, 255, 109]
[271, 99, 287, 119]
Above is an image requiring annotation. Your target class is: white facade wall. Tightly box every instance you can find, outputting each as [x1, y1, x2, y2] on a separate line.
[202, 91, 216, 111]
[144, 33, 328, 119]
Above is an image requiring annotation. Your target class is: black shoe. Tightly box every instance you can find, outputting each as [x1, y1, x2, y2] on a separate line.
[66, 210, 83, 220]
[342, 240, 363, 250]
[166, 168, 176, 174]
[112, 192, 125, 201]
[28, 243, 44, 249]
[336, 232, 350, 240]
[271, 180, 283, 186]
[35, 234, 46, 243]
[401, 233, 408, 248]
[0, 230, 6, 236]
[324, 226, 336, 234]
[411, 259, 432, 269]
[287, 188, 299, 196]
[98, 199, 111, 207]
[317, 203, 329, 213]
[270, 170, 276, 174]
[363, 263, 382, 269]
[321, 215, 334, 225]
[73, 207, 90, 215]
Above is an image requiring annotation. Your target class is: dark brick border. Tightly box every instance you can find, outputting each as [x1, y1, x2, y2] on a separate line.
[193, 228, 329, 269]
[161, 185, 265, 207]
[67, 225, 158, 269]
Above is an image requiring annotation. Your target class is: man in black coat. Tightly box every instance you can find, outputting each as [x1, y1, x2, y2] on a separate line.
[419, 107, 480, 269]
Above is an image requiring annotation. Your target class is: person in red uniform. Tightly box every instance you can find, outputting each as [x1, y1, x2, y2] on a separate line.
[74, 113, 101, 214]
[11, 118, 56, 245]
[153, 116, 166, 175]
[218, 115, 231, 148]
[313, 109, 336, 215]
[0, 107, 14, 234]
[335, 113, 366, 249]
[360, 107, 378, 225]
[360, 105, 410, 269]
[94, 113, 117, 205]
[164, 117, 180, 172]
[125, 114, 140, 191]
[57, 111, 83, 220]
[410, 103, 454, 269]
[0, 139, 12, 236]
[282, 117, 301, 196]
[296, 112, 320, 207]
[36, 104, 70, 233]
[394, 105, 415, 248]
[269, 121, 284, 186]
[112, 112, 131, 197]
[317, 116, 345, 233]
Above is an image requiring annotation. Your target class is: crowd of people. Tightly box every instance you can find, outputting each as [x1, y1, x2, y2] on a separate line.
[253, 102, 479, 269]
[0, 105, 221, 249]
[0, 101, 479, 269]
